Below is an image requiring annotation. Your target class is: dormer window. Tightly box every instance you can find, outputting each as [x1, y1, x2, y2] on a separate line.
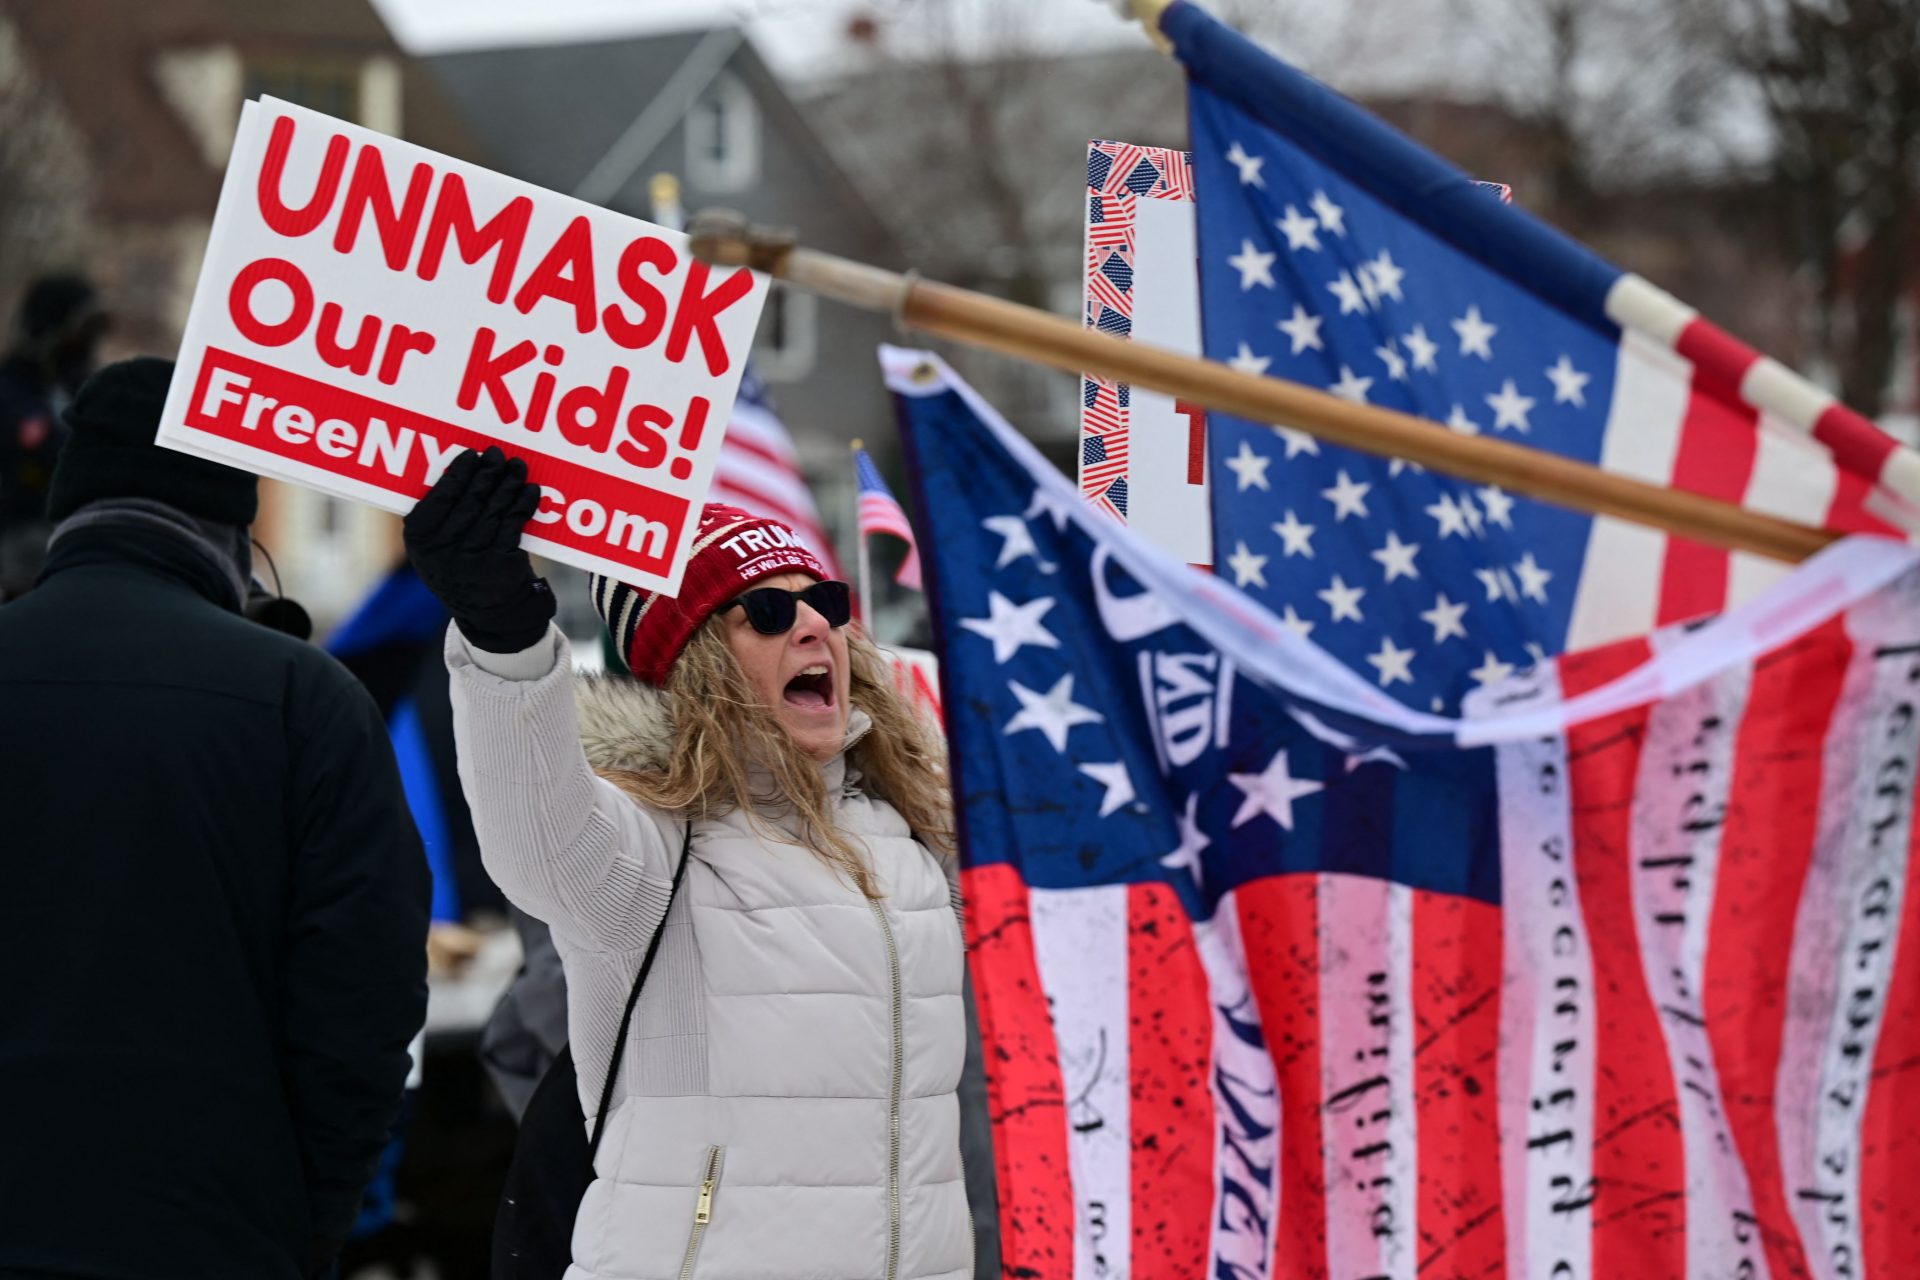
[685, 71, 758, 193]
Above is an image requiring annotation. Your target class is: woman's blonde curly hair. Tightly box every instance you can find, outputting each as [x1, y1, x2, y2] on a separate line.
[596, 619, 953, 899]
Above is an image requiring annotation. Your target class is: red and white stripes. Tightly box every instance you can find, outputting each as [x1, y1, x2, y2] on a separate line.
[972, 561, 1920, 1280]
[1570, 274, 1920, 651]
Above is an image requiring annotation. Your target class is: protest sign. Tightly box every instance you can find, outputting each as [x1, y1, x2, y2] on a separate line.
[1079, 141, 1210, 567]
[884, 645, 943, 727]
[158, 97, 768, 594]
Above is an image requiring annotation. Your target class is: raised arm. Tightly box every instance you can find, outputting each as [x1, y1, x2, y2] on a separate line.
[445, 620, 681, 951]
[406, 447, 678, 953]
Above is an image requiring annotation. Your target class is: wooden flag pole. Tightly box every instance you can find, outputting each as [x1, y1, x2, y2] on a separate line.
[688, 211, 1839, 565]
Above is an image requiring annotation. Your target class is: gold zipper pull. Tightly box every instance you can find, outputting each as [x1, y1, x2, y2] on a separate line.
[696, 1178, 715, 1224]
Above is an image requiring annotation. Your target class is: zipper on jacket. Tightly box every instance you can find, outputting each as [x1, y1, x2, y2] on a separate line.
[868, 897, 906, 1280]
[678, 1144, 725, 1280]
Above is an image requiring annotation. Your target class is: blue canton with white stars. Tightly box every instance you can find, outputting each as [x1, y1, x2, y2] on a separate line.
[1189, 85, 1618, 713]
[895, 375, 1500, 919]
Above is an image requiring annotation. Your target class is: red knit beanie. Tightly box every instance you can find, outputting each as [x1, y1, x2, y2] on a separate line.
[590, 504, 829, 685]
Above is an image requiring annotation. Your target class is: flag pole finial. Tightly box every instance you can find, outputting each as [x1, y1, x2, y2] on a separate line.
[1116, 0, 1174, 53]
[851, 438, 865, 452]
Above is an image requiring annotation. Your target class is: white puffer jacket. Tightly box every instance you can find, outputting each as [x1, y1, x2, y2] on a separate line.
[447, 626, 972, 1280]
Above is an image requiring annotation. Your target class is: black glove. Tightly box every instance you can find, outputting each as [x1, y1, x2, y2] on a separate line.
[403, 446, 555, 654]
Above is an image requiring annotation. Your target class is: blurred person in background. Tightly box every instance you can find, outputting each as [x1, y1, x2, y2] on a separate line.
[0, 272, 109, 600]
[406, 449, 973, 1280]
[0, 358, 430, 1280]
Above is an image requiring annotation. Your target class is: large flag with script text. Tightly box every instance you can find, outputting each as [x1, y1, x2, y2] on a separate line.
[1163, 0, 1920, 716]
[887, 345, 1920, 1280]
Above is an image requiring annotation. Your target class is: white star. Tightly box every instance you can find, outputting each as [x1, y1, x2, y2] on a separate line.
[1228, 239, 1277, 290]
[1459, 493, 1484, 536]
[1387, 456, 1426, 478]
[1526, 642, 1549, 666]
[1329, 364, 1374, 403]
[1225, 540, 1268, 588]
[1229, 749, 1325, 831]
[1079, 760, 1136, 818]
[1277, 304, 1324, 354]
[1477, 485, 1515, 529]
[1357, 262, 1382, 309]
[1317, 574, 1366, 623]
[1403, 324, 1439, 372]
[1470, 651, 1518, 687]
[1546, 354, 1590, 406]
[1514, 552, 1553, 603]
[1366, 249, 1406, 302]
[1024, 486, 1075, 531]
[1272, 509, 1316, 557]
[1224, 440, 1272, 492]
[1444, 403, 1480, 435]
[1279, 604, 1315, 639]
[1370, 530, 1421, 582]
[1228, 342, 1271, 376]
[1474, 566, 1518, 603]
[1310, 189, 1346, 237]
[1275, 203, 1320, 251]
[1159, 793, 1211, 879]
[1419, 592, 1469, 642]
[983, 514, 1046, 570]
[961, 592, 1060, 664]
[1485, 378, 1537, 432]
[1425, 492, 1470, 538]
[1366, 635, 1415, 687]
[1327, 271, 1367, 315]
[1225, 140, 1266, 187]
[1375, 342, 1408, 381]
[1321, 469, 1372, 521]
[1003, 673, 1103, 753]
[1275, 426, 1320, 458]
[1452, 305, 1498, 359]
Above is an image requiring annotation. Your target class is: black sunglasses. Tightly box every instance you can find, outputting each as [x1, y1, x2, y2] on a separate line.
[719, 580, 852, 635]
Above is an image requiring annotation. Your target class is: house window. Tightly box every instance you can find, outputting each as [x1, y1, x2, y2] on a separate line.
[244, 59, 361, 122]
[755, 282, 816, 382]
[685, 71, 758, 193]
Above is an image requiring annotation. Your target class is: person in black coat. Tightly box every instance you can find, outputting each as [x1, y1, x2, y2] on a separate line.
[0, 358, 431, 1280]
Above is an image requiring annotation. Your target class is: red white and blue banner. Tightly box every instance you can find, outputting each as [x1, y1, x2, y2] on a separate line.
[1165, 0, 1920, 717]
[1078, 141, 1210, 566]
[887, 344, 1920, 1280]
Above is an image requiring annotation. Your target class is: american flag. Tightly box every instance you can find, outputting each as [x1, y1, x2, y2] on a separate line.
[887, 344, 1920, 1280]
[707, 368, 843, 576]
[854, 444, 922, 590]
[1169, 0, 1920, 715]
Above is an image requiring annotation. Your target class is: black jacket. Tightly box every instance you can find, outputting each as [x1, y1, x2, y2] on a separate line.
[0, 519, 430, 1279]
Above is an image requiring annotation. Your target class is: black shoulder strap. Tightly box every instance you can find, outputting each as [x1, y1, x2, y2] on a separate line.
[586, 822, 694, 1162]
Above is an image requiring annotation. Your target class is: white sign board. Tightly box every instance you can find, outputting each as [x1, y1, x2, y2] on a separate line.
[159, 98, 767, 594]
[884, 645, 943, 727]
[1080, 141, 1210, 567]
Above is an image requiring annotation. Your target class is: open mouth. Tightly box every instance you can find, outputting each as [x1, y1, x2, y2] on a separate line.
[783, 665, 835, 710]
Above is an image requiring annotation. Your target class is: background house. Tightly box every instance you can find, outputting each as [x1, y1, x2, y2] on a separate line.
[0, 0, 485, 622]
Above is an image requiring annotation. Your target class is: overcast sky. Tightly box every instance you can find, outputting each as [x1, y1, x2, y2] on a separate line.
[370, 0, 1150, 79]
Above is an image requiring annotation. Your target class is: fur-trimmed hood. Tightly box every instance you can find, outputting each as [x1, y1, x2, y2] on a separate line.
[574, 673, 677, 774]
[572, 672, 872, 781]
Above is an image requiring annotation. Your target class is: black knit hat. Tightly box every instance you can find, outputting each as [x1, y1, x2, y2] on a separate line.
[47, 358, 258, 525]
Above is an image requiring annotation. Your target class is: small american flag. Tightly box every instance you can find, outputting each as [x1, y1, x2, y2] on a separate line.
[854, 445, 922, 590]
[707, 369, 842, 576]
